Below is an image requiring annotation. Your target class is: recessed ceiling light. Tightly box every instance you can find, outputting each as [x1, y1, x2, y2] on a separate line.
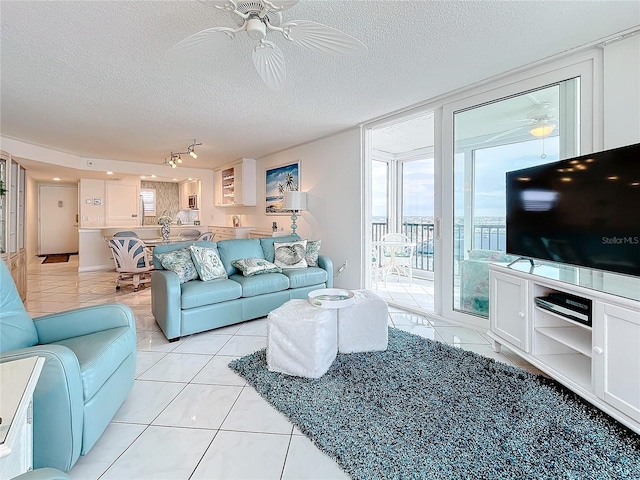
[151, 174, 157, 178]
[188, 178, 193, 181]
[53, 177, 61, 181]
[106, 171, 113, 175]
[173, 178, 178, 181]
[141, 175, 146, 179]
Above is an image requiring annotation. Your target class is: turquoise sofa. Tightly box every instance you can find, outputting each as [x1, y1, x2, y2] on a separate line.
[151, 236, 333, 341]
[0, 261, 137, 472]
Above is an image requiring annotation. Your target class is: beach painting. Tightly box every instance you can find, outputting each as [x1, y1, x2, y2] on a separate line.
[265, 161, 300, 214]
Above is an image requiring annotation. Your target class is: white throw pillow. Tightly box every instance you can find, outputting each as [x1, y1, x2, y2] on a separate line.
[274, 240, 308, 269]
[189, 245, 227, 281]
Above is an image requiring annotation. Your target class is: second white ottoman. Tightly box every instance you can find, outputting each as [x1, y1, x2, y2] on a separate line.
[338, 290, 388, 353]
[267, 299, 337, 378]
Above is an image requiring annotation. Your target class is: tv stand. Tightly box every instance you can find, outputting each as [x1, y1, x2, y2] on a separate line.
[487, 264, 640, 435]
[506, 256, 536, 269]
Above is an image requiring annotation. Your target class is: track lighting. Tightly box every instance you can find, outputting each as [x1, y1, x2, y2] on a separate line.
[188, 139, 202, 159]
[162, 139, 202, 168]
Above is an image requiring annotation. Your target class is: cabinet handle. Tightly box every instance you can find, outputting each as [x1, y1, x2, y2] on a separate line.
[518, 312, 525, 318]
[593, 346, 603, 355]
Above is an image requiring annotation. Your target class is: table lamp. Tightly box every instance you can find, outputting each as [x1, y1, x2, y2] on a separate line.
[283, 191, 307, 236]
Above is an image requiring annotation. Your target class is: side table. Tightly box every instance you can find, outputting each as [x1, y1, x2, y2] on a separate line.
[0, 357, 45, 480]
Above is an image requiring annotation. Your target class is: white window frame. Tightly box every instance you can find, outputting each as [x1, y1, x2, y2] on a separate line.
[140, 188, 156, 216]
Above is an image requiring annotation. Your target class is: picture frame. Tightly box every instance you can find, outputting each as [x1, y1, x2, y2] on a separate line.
[265, 161, 300, 215]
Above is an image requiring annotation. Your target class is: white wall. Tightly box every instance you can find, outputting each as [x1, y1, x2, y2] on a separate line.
[603, 34, 640, 149]
[233, 129, 362, 289]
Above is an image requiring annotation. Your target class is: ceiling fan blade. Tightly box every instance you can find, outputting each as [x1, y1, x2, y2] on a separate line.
[262, 1, 299, 12]
[197, 0, 238, 12]
[281, 20, 367, 56]
[252, 40, 286, 91]
[482, 126, 526, 143]
[165, 27, 236, 62]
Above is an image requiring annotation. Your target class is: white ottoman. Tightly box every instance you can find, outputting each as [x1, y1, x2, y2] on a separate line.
[338, 290, 388, 353]
[267, 299, 337, 378]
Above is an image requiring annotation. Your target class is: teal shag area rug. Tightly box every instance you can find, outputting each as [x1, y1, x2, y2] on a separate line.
[229, 328, 640, 479]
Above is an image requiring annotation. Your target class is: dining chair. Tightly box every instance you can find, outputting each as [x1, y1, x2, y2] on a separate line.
[197, 231, 215, 242]
[108, 236, 154, 291]
[178, 229, 201, 241]
[379, 233, 415, 286]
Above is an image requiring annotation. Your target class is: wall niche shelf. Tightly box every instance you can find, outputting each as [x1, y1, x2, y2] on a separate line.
[214, 158, 256, 207]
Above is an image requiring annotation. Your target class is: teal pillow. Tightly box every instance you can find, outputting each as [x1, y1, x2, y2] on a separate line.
[306, 239, 321, 267]
[231, 258, 282, 277]
[157, 249, 199, 283]
[189, 245, 227, 281]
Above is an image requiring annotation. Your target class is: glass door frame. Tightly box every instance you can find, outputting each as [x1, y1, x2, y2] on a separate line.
[440, 56, 600, 328]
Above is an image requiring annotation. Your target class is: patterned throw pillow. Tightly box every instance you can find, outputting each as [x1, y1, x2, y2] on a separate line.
[305, 240, 321, 267]
[157, 249, 199, 284]
[231, 258, 282, 277]
[189, 245, 227, 281]
[274, 240, 308, 269]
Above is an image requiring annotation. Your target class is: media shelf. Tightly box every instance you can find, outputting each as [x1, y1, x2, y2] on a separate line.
[488, 264, 640, 435]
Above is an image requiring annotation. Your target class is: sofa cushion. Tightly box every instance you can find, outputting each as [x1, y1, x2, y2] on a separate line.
[180, 278, 242, 309]
[54, 326, 135, 401]
[189, 245, 227, 281]
[217, 239, 265, 276]
[157, 249, 199, 284]
[230, 272, 290, 297]
[259, 235, 300, 262]
[153, 241, 218, 269]
[274, 240, 308, 269]
[280, 267, 328, 289]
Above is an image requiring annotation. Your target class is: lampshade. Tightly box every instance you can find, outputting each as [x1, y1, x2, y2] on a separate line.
[529, 123, 556, 138]
[283, 191, 307, 211]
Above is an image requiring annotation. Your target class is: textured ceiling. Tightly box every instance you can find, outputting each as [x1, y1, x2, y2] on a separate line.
[1, 1, 639, 176]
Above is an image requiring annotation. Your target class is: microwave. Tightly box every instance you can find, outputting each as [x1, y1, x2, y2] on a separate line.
[188, 194, 198, 209]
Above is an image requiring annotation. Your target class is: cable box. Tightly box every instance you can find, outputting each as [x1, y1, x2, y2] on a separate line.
[535, 293, 592, 327]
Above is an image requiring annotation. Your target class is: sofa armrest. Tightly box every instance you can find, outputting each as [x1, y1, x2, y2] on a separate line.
[151, 269, 182, 340]
[0, 346, 84, 471]
[33, 304, 136, 345]
[317, 255, 333, 288]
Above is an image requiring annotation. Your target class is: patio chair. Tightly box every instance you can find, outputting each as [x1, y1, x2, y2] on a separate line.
[108, 236, 154, 291]
[380, 233, 415, 286]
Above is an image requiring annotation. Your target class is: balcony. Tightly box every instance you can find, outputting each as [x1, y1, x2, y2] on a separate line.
[372, 221, 506, 273]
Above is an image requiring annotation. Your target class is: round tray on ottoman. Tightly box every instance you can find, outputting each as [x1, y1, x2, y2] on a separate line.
[308, 288, 355, 309]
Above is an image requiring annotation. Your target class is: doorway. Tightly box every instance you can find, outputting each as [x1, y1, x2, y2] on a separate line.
[39, 185, 79, 255]
[365, 111, 437, 313]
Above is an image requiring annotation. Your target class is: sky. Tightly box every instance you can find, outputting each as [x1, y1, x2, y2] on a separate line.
[372, 137, 560, 220]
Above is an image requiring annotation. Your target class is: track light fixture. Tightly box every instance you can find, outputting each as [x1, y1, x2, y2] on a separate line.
[188, 139, 202, 159]
[161, 139, 202, 168]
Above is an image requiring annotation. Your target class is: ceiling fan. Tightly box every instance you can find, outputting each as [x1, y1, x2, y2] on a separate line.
[166, 0, 368, 91]
[483, 102, 559, 144]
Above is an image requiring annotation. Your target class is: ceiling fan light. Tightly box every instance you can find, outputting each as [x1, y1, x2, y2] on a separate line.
[530, 123, 556, 138]
[246, 18, 266, 40]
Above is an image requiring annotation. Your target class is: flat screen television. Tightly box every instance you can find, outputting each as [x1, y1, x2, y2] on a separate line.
[506, 143, 640, 277]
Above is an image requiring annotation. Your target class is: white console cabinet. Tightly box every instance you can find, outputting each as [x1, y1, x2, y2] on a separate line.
[488, 263, 640, 434]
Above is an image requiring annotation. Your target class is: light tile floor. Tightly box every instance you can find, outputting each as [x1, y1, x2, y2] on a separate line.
[23, 255, 537, 480]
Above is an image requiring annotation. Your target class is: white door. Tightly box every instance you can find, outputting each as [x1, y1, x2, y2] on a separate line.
[39, 185, 79, 255]
[106, 183, 139, 226]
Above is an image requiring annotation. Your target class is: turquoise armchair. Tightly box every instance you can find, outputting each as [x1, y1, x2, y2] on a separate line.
[0, 261, 136, 472]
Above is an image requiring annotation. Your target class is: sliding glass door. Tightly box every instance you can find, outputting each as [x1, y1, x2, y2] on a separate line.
[450, 78, 582, 319]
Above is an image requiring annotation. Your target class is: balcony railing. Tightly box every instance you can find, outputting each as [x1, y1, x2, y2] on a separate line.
[372, 221, 506, 272]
